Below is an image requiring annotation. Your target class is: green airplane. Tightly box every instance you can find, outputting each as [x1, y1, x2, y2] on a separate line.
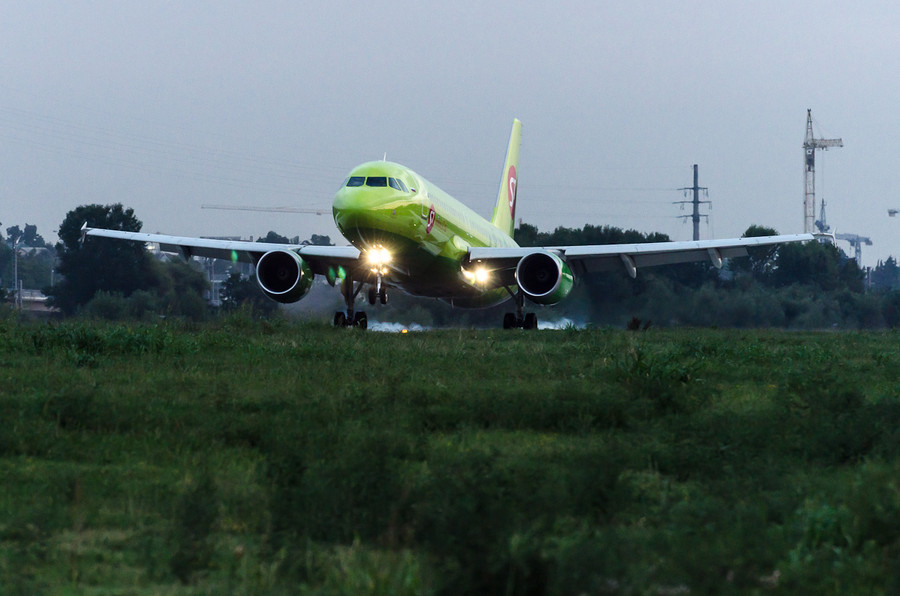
[83, 119, 813, 329]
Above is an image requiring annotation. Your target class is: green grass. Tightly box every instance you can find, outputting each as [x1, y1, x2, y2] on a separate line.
[2, 316, 900, 594]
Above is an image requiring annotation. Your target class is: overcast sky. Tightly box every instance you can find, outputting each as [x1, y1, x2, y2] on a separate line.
[2, 1, 898, 268]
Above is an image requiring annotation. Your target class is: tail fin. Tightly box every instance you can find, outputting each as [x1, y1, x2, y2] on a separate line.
[490, 118, 522, 238]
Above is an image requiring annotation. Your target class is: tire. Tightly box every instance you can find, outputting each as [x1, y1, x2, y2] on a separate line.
[503, 312, 517, 329]
[523, 313, 538, 330]
[353, 311, 368, 330]
[334, 311, 347, 327]
[368, 287, 377, 305]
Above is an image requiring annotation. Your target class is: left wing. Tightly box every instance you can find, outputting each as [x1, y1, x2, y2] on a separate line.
[467, 233, 815, 284]
[81, 225, 361, 276]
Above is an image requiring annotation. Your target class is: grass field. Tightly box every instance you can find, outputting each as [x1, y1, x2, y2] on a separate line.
[2, 315, 900, 594]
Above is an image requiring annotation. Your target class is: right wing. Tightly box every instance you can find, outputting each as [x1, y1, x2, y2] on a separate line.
[467, 233, 816, 286]
[81, 224, 362, 276]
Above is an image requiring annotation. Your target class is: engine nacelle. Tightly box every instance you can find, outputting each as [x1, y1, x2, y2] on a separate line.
[516, 251, 574, 305]
[255, 250, 314, 303]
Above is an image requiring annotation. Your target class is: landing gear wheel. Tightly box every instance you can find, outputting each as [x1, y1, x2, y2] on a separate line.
[353, 311, 368, 329]
[503, 312, 516, 329]
[378, 288, 387, 305]
[333, 311, 347, 327]
[368, 287, 377, 305]
[523, 313, 538, 330]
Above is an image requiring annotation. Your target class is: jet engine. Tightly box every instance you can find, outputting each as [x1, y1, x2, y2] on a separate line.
[516, 251, 574, 305]
[255, 250, 314, 303]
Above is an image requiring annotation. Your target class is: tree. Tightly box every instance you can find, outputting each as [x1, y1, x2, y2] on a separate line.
[306, 234, 333, 246]
[729, 224, 781, 281]
[770, 240, 863, 293]
[871, 257, 900, 291]
[150, 259, 210, 320]
[46, 204, 155, 315]
[1, 224, 54, 291]
[6, 224, 49, 248]
[514, 222, 541, 247]
[258, 231, 290, 244]
[220, 271, 278, 316]
[256, 231, 334, 246]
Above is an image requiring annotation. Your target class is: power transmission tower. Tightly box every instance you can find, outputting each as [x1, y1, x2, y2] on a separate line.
[803, 109, 842, 233]
[675, 164, 710, 241]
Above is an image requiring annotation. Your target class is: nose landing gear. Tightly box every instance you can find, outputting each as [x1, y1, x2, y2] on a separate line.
[367, 282, 388, 305]
[334, 274, 368, 329]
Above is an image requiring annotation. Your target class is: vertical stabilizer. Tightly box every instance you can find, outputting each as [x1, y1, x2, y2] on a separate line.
[490, 119, 522, 238]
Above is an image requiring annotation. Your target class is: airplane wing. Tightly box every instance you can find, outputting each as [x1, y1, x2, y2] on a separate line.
[467, 233, 815, 284]
[81, 225, 361, 276]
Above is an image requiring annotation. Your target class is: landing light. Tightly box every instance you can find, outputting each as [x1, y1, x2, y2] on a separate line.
[367, 246, 391, 274]
[463, 267, 490, 285]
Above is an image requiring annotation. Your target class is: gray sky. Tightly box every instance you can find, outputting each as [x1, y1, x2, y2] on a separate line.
[2, 1, 898, 268]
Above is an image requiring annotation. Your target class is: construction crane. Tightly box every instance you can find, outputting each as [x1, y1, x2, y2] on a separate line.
[835, 234, 872, 267]
[815, 198, 830, 233]
[201, 204, 328, 215]
[817, 199, 871, 267]
[804, 109, 843, 234]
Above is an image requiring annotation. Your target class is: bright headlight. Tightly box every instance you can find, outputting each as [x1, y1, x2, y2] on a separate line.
[366, 247, 391, 267]
[463, 267, 490, 285]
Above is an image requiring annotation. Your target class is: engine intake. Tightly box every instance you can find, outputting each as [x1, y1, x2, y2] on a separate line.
[516, 251, 574, 305]
[255, 250, 314, 303]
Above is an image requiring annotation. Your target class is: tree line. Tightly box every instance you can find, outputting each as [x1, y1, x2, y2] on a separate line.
[510, 222, 896, 328]
[8, 203, 900, 328]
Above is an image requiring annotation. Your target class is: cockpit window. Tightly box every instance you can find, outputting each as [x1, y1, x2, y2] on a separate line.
[388, 177, 401, 191]
[366, 177, 388, 187]
[396, 178, 409, 192]
[347, 176, 365, 187]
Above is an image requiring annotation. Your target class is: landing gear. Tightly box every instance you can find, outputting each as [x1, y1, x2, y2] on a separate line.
[367, 285, 388, 306]
[334, 274, 368, 329]
[334, 273, 385, 329]
[502, 289, 538, 329]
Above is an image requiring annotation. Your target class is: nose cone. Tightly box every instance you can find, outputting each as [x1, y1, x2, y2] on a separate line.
[333, 162, 416, 247]
[332, 185, 374, 236]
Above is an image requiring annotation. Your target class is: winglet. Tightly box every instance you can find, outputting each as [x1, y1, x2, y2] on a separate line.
[490, 119, 522, 238]
[80, 221, 90, 243]
[813, 232, 836, 245]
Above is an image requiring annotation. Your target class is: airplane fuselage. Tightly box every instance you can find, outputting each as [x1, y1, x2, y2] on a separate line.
[332, 160, 517, 306]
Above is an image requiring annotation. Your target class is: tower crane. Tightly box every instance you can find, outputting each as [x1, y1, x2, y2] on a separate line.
[835, 234, 872, 267]
[817, 199, 871, 267]
[804, 109, 843, 234]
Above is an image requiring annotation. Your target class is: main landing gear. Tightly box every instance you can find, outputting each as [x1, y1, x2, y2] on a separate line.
[334, 273, 368, 329]
[502, 288, 538, 330]
[333, 273, 388, 329]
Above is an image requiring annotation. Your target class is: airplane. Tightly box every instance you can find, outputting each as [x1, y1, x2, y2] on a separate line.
[83, 119, 814, 329]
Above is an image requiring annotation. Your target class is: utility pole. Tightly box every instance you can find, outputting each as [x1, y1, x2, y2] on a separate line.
[675, 164, 710, 241]
[803, 109, 842, 233]
[12, 239, 20, 310]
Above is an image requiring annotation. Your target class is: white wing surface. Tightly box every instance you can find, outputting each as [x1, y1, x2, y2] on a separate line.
[82, 225, 361, 275]
[467, 233, 815, 282]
